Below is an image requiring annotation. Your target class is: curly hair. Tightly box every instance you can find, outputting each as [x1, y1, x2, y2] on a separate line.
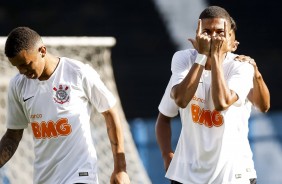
[5, 26, 42, 58]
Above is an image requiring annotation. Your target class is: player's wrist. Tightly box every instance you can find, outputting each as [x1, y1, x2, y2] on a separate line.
[162, 151, 174, 159]
[195, 53, 207, 66]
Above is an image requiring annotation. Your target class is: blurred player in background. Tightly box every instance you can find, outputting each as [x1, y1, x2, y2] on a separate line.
[0, 27, 130, 184]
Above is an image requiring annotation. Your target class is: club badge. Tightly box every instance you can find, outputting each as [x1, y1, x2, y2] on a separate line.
[53, 84, 70, 104]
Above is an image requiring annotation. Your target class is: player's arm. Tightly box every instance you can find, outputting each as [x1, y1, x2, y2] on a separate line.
[171, 20, 209, 108]
[210, 21, 238, 111]
[102, 106, 130, 184]
[249, 65, 270, 112]
[235, 56, 270, 112]
[155, 113, 174, 171]
[171, 64, 204, 108]
[0, 129, 24, 168]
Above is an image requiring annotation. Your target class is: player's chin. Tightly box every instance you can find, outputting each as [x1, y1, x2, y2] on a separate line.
[26, 73, 37, 79]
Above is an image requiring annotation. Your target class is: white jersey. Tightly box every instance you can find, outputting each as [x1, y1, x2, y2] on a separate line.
[7, 57, 116, 184]
[159, 78, 257, 181]
[165, 49, 254, 184]
[158, 57, 257, 180]
[239, 100, 257, 179]
[158, 77, 179, 118]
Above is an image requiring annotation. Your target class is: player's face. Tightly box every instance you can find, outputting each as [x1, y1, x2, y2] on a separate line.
[230, 30, 235, 51]
[9, 46, 46, 79]
[230, 30, 235, 43]
[201, 18, 231, 38]
[229, 30, 239, 52]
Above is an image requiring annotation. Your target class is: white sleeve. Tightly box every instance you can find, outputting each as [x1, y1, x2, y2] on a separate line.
[7, 77, 29, 129]
[82, 64, 116, 113]
[170, 50, 196, 88]
[227, 62, 254, 106]
[158, 77, 179, 117]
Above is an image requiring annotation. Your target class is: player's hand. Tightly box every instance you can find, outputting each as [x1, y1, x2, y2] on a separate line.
[110, 171, 130, 184]
[194, 19, 211, 56]
[163, 152, 174, 171]
[188, 38, 198, 52]
[211, 20, 230, 58]
[235, 55, 260, 78]
[235, 55, 257, 67]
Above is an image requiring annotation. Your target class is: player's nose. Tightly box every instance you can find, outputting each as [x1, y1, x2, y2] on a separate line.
[211, 32, 218, 37]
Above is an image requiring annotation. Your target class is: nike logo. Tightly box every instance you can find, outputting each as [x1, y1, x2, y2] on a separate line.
[23, 96, 34, 102]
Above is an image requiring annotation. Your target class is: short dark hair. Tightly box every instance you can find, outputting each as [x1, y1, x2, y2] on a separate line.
[5, 27, 42, 58]
[199, 6, 232, 28]
[230, 17, 237, 31]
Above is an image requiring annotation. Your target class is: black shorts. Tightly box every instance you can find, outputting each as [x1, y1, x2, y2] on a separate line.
[171, 178, 257, 184]
[170, 180, 181, 184]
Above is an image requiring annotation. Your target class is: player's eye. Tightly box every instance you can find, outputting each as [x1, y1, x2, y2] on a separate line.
[218, 31, 225, 36]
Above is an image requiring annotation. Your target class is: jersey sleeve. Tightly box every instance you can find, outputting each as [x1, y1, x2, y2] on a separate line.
[82, 64, 116, 113]
[158, 77, 179, 117]
[227, 62, 254, 106]
[170, 50, 197, 88]
[7, 77, 29, 129]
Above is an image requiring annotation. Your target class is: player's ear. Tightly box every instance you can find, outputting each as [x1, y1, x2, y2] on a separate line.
[232, 40, 239, 52]
[228, 29, 233, 38]
[39, 46, 47, 58]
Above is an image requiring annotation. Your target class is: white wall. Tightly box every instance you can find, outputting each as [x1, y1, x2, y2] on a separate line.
[153, 0, 208, 49]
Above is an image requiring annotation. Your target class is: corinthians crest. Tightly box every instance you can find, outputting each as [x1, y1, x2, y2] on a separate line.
[53, 84, 70, 104]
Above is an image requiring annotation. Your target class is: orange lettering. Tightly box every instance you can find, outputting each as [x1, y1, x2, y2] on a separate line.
[56, 118, 71, 136]
[212, 111, 223, 127]
[30, 114, 42, 119]
[198, 108, 205, 125]
[41, 121, 58, 138]
[31, 118, 72, 139]
[190, 104, 224, 128]
[191, 104, 200, 123]
[31, 122, 41, 139]
[192, 96, 205, 103]
[204, 110, 213, 128]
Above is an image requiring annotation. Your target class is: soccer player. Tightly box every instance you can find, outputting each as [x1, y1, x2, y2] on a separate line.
[155, 6, 269, 184]
[0, 27, 130, 184]
[155, 16, 270, 179]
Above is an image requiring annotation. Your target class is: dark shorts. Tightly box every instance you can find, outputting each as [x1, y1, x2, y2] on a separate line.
[170, 180, 181, 184]
[171, 178, 257, 184]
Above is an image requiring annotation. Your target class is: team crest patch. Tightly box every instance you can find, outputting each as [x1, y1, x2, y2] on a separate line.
[53, 84, 70, 104]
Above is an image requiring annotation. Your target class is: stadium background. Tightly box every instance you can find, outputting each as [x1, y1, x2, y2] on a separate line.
[0, 0, 282, 183]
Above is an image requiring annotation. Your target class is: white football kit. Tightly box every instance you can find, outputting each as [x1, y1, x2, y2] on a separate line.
[7, 57, 116, 184]
[164, 49, 254, 184]
[158, 73, 257, 181]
